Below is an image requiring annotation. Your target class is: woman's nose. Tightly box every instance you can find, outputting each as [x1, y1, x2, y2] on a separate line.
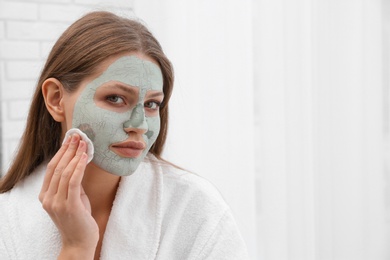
[123, 103, 148, 134]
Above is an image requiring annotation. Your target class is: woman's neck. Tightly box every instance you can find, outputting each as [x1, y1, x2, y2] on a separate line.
[82, 163, 120, 260]
[82, 163, 121, 214]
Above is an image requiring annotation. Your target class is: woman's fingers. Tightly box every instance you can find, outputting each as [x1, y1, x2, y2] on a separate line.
[68, 152, 88, 203]
[45, 134, 81, 196]
[56, 140, 87, 200]
[39, 135, 72, 201]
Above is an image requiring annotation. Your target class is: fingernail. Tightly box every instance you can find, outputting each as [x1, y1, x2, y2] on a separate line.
[64, 136, 72, 144]
[71, 134, 78, 143]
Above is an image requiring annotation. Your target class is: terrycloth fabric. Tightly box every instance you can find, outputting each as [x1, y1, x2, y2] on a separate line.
[0, 155, 249, 259]
[0, 163, 61, 259]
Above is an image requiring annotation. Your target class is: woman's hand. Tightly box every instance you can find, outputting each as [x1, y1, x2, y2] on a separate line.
[39, 134, 99, 259]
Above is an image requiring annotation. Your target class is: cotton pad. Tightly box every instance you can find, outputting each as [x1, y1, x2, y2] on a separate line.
[63, 128, 94, 163]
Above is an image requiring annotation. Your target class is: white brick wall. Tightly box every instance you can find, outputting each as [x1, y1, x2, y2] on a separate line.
[6, 21, 68, 40]
[0, 2, 39, 20]
[0, 0, 134, 172]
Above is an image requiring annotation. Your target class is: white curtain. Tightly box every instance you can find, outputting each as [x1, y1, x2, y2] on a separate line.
[255, 0, 388, 259]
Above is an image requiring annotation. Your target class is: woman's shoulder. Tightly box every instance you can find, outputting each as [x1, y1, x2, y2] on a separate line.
[0, 188, 9, 207]
[0, 163, 47, 214]
[153, 158, 230, 213]
[147, 158, 249, 259]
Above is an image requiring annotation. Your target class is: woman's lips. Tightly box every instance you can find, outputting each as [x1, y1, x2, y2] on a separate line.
[111, 141, 146, 158]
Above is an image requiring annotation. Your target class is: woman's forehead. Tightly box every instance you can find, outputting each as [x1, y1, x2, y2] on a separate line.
[86, 55, 163, 92]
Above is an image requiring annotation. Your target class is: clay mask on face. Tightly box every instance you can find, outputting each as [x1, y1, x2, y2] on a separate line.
[72, 55, 163, 176]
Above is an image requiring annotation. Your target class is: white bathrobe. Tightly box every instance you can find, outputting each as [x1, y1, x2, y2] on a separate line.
[0, 155, 249, 259]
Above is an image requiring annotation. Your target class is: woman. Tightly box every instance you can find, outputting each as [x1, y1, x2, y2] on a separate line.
[0, 11, 248, 259]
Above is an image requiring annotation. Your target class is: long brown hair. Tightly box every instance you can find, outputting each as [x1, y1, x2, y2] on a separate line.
[0, 11, 174, 193]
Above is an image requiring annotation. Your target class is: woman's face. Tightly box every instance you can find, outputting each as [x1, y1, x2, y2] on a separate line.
[63, 53, 164, 176]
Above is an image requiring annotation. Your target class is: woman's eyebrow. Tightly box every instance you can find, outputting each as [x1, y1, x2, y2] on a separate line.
[101, 82, 164, 98]
[111, 83, 138, 95]
[147, 92, 164, 99]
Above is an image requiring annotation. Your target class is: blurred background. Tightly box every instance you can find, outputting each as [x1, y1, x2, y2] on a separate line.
[0, 0, 388, 259]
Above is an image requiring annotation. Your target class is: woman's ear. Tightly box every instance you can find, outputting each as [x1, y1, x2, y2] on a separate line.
[42, 78, 66, 122]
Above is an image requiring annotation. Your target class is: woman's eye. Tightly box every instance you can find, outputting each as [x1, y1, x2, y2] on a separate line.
[144, 101, 161, 110]
[106, 95, 125, 105]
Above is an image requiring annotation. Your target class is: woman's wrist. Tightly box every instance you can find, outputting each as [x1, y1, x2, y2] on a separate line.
[58, 244, 97, 260]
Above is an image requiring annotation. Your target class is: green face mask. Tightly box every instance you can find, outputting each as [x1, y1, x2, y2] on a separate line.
[72, 55, 164, 176]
